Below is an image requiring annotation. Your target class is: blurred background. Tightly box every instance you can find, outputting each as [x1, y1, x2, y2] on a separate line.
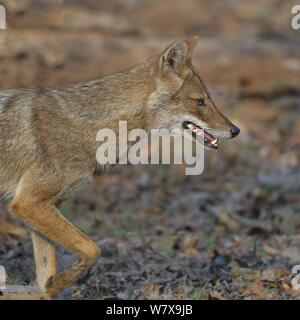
[0, 0, 299, 299]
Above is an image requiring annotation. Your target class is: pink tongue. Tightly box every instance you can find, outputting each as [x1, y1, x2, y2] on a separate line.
[203, 130, 215, 142]
[195, 127, 214, 142]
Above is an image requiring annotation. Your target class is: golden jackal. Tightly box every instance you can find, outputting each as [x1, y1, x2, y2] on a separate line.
[0, 37, 239, 299]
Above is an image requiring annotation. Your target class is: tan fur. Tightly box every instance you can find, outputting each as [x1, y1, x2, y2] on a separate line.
[0, 37, 239, 299]
[0, 222, 27, 238]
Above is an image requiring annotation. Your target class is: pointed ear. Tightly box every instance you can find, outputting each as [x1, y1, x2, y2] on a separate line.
[159, 36, 199, 76]
[185, 35, 199, 60]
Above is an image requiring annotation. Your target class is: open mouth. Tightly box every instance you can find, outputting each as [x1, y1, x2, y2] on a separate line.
[183, 121, 218, 149]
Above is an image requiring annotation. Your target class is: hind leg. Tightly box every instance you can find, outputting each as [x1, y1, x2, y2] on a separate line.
[0, 222, 27, 238]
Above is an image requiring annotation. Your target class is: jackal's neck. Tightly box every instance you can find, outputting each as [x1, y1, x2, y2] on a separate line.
[60, 59, 156, 133]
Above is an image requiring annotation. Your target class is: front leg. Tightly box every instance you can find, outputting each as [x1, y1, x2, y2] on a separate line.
[10, 182, 101, 299]
[32, 232, 57, 293]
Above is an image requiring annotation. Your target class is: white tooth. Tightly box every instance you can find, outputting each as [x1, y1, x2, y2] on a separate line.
[212, 139, 218, 145]
[187, 124, 193, 129]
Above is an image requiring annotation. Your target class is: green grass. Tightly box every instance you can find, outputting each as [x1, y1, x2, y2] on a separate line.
[294, 206, 300, 214]
[162, 235, 178, 257]
[204, 234, 217, 251]
[122, 217, 138, 233]
[85, 289, 106, 300]
[192, 289, 209, 300]
[7, 271, 28, 286]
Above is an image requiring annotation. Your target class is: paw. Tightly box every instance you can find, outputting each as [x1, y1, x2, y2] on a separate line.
[0, 285, 51, 300]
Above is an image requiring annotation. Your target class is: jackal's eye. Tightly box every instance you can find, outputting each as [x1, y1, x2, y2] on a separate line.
[196, 98, 206, 107]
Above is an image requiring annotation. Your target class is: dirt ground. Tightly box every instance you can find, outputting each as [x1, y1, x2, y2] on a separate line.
[0, 0, 299, 299]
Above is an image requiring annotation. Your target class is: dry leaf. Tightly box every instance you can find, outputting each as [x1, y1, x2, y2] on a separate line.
[261, 266, 289, 282]
[181, 234, 199, 255]
[243, 280, 265, 297]
[209, 290, 227, 300]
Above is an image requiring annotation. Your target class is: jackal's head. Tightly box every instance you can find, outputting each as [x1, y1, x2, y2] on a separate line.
[147, 36, 240, 150]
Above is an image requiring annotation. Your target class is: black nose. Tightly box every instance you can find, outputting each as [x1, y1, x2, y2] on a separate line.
[230, 125, 240, 138]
